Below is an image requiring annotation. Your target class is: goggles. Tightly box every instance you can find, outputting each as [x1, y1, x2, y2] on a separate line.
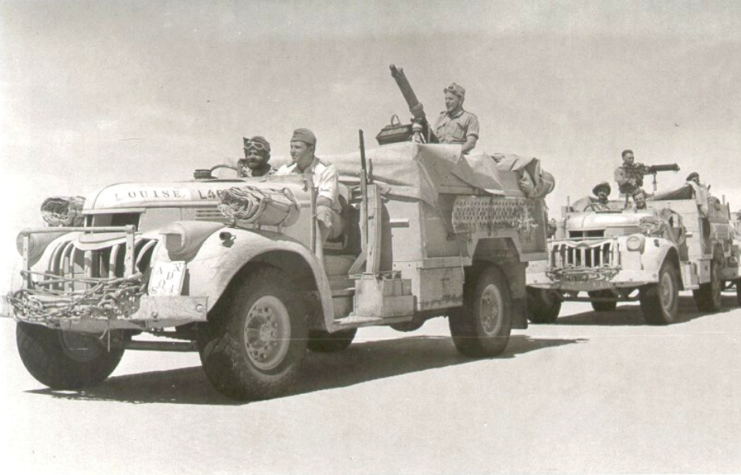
[244, 141, 269, 153]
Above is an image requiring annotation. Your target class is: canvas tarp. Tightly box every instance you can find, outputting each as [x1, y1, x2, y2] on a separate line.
[295, 142, 555, 206]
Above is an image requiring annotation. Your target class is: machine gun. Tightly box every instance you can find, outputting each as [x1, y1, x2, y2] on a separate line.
[633, 162, 681, 192]
[379, 64, 438, 145]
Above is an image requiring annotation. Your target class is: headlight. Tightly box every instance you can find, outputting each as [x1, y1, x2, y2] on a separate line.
[16, 231, 67, 265]
[626, 234, 645, 252]
[160, 223, 188, 255]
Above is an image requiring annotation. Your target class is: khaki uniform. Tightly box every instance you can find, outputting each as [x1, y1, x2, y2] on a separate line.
[276, 157, 343, 240]
[434, 109, 480, 145]
[614, 165, 644, 196]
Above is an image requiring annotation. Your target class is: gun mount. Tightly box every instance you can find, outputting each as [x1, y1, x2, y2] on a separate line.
[636, 162, 680, 192]
[377, 65, 437, 145]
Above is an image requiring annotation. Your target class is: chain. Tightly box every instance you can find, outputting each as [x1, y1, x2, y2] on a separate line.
[7, 272, 146, 322]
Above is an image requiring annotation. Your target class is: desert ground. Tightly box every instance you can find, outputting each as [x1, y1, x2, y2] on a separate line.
[2, 293, 740, 475]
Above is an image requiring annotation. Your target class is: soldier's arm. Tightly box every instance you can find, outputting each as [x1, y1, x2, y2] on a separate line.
[316, 163, 339, 208]
[461, 114, 480, 154]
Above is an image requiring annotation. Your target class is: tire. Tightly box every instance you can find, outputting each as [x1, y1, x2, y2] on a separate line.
[198, 266, 307, 400]
[640, 262, 679, 325]
[449, 266, 512, 358]
[527, 288, 561, 324]
[693, 261, 722, 312]
[736, 281, 741, 306]
[16, 322, 124, 389]
[588, 290, 618, 312]
[307, 328, 356, 353]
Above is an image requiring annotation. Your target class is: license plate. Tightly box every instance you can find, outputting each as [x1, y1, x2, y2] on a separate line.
[148, 261, 186, 296]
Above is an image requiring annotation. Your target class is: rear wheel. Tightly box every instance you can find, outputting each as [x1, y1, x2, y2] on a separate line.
[449, 266, 512, 358]
[16, 322, 124, 389]
[527, 288, 561, 324]
[736, 281, 741, 306]
[640, 262, 679, 325]
[198, 266, 307, 400]
[307, 328, 356, 353]
[588, 290, 618, 312]
[693, 261, 722, 312]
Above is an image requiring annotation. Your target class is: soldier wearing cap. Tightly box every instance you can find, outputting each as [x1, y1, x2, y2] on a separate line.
[434, 82, 480, 154]
[238, 136, 275, 177]
[686, 172, 700, 186]
[276, 128, 343, 241]
[587, 181, 612, 211]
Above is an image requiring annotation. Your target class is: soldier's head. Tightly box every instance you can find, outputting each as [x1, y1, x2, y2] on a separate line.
[622, 149, 635, 166]
[686, 172, 700, 185]
[592, 182, 611, 202]
[240, 136, 271, 175]
[290, 128, 316, 171]
[633, 189, 647, 209]
[443, 83, 465, 114]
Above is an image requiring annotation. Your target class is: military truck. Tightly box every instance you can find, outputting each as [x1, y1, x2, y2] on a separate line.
[527, 180, 741, 324]
[3, 71, 554, 400]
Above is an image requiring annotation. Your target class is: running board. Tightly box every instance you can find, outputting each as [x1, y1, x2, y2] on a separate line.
[123, 340, 198, 352]
[333, 314, 412, 329]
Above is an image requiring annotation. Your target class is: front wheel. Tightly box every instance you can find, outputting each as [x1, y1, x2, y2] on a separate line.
[693, 261, 722, 312]
[198, 266, 307, 400]
[640, 262, 679, 325]
[449, 266, 512, 358]
[527, 288, 561, 324]
[16, 322, 124, 389]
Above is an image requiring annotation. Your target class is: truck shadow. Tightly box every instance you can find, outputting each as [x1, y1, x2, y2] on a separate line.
[26, 334, 586, 405]
[556, 294, 739, 326]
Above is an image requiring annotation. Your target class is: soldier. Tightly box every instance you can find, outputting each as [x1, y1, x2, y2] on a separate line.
[275, 128, 343, 241]
[633, 189, 648, 210]
[586, 182, 612, 211]
[614, 149, 645, 197]
[686, 172, 701, 186]
[238, 136, 275, 177]
[434, 83, 479, 154]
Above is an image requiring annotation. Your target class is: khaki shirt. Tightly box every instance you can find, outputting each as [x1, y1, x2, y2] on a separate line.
[614, 165, 644, 196]
[276, 157, 341, 213]
[434, 109, 480, 144]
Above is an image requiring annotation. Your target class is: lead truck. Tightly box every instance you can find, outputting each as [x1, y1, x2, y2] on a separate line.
[3, 67, 554, 400]
[527, 178, 741, 324]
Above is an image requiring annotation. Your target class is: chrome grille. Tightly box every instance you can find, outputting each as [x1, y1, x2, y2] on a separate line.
[550, 240, 619, 269]
[48, 238, 158, 291]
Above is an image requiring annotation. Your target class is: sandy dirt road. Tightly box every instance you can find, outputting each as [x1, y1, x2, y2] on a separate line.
[2, 293, 741, 474]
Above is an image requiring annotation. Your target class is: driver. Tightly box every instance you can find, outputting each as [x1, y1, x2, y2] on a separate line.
[587, 182, 612, 211]
[238, 136, 275, 177]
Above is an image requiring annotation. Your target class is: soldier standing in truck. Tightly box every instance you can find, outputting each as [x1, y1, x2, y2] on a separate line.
[614, 149, 645, 197]
[238, 136, 275, 177]
[434, 83, 479, 154]
[275, 128, 343, 241]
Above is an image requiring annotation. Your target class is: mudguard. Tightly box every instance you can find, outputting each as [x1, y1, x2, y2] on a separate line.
[153, 225, 335, 328]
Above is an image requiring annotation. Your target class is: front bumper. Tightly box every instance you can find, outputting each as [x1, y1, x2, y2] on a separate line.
[528, 268, 658, 291]
[8, 294, 208, 333]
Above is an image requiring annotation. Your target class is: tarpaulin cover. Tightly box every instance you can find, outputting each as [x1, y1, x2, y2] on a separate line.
[273, 142, 554, 206]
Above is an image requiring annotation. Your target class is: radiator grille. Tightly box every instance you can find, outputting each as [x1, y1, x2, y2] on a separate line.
[550, 240, 618, 269]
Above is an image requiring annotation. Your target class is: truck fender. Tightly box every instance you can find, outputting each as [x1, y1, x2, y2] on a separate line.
[639, 239, 680, 279]
[155, 227, 335, 327]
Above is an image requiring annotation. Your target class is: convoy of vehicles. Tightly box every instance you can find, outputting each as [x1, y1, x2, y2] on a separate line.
[527, 180, 741, 324]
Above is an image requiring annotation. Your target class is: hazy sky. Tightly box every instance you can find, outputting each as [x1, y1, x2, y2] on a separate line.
[1, 0, 740, 274]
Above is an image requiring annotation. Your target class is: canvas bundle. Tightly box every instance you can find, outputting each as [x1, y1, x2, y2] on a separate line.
[217, 186, 300, 227]
[40, 196, 86, 227]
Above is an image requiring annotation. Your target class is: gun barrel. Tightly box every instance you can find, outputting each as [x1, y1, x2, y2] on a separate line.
[389, 64, 424, 120]
[647, 163, 680, 173]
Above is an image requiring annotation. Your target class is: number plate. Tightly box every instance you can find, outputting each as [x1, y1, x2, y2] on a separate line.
[148, 261, 186, 296]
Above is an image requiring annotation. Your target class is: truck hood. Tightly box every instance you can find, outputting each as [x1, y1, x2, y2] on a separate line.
[87, 177, 306, 210]
[566, 211, 656, 230]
